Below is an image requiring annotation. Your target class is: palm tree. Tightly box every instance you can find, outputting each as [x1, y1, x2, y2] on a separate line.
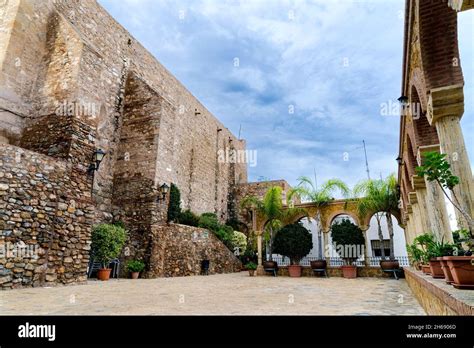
[240, 186, 307, 261]
[353, 174, 399, 260]
[288, 177, 350, 260]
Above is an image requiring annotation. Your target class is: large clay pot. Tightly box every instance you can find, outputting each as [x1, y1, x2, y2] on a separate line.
[439, 257, 454, 284]
[130, 272, 139, 279]
[421, 264, 431, 275]
[445, 256, 474, 289]
[310, 260, 327, 270]
[288, 265, 302, 277]
[248, 270, 255, 277]
[97, 268, 112, 281]
[429, 259, 445, 279]
[341, 265, 357, 279]
[380, 260, 400, 270]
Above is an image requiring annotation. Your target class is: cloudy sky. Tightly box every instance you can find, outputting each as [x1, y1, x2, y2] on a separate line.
[99, 0, 473, 192]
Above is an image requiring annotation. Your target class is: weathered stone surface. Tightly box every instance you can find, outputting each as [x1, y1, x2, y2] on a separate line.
[145, 224, 242, 278]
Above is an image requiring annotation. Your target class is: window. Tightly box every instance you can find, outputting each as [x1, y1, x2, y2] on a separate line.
[371, 240, 390, 257]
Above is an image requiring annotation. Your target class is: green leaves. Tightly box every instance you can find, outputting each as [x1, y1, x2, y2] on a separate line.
[273, 223, 313, 265]
[92, 223, 128, 268]
[289, 176, 350, 205]
[416, 151, 459, 190]
[353, 173, 399, 217]
[167, 183, 182, 223]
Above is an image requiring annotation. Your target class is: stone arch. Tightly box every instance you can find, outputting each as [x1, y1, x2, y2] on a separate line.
[325, 211, 361, 231]
[361, 211, 403, 230]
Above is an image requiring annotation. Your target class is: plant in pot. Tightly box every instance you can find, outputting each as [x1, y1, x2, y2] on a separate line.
[414, 233, 434, 275]
[444, 229, 474, 289]
[273, 223, 313, 277]
[91, 223, 127, 281]
[406, 242, 423, 271]
[246, 262, 257, 276]
[426, 239, 455, 279]
[330, 219, 365, 279]
[127, 260, 145, 279]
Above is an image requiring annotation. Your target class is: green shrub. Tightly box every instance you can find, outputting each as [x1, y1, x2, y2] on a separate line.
[273, 223, 313, 265]
[178, 210, 200, 227]
[245, 262, 257, 270]
[215, 225, 234, 250]
[92, 223, 127, 269]
[127, 260, 145, 273]
[330, 219, 365, 265]
[198, 213, 220, 232]
[167, 183, 182, 223]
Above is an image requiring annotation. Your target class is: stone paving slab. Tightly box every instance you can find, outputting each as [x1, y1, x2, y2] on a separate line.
[0, 272, 425, 315]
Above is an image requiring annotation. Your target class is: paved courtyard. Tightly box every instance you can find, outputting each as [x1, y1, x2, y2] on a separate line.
[0, 272, 425, 315]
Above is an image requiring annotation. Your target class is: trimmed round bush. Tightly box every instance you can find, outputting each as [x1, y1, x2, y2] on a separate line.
[91, 223, 127, 269]
[273, 223, 313, 265]
[330, 219, 365, 264]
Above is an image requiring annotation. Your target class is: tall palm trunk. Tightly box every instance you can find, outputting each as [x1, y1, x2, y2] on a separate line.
[386, 212, 395, 260]
[375, 213, 386, 259]
[316, 210, 323, 260]
[268, 225, 273, 261]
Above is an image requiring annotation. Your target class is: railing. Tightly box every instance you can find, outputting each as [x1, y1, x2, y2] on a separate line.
[269, 255, 410, 267]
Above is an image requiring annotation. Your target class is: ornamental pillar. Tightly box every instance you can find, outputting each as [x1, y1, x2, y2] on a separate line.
[428, 85, 474, 231]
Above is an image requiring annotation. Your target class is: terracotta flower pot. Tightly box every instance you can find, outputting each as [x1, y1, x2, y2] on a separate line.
[310, 260, 327, 270]
[421, 264, 431, 275]
[97, 268, 112, 281]
[341, 265, 357, 279]
[288, 265, 302, 277]
[130, 272, 139, 279]
[248, 270, 256, 277]
[380, 260, 400, 270]
[439, 257, 454, 284]
[429, 259, 445, 279]
[445, 256, 474, 289]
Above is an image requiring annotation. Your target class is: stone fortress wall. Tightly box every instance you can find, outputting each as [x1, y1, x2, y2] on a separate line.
[0, 0, 246, 288]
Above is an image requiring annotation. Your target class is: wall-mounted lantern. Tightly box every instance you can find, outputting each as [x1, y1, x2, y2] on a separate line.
[157, 183, 170, 202]
[396, 156, 403, 166]
[397, 95, 409, 109]
[88, 149, 106, 175]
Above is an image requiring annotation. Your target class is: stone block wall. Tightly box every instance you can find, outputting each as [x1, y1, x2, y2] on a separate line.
[0, 144, 94, 289]
[146, 224, 242, 278]
[0, 0, 248, 288]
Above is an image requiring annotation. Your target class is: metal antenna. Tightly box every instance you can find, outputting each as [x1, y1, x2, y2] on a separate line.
[362, 140, 371, 180]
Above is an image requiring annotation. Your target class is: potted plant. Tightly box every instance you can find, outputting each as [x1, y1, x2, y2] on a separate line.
[330, 219, 365, 279]
[127, 260, 145, 279]
[246, 262, 257, 276]
[406, 242, 423, 271]
[414, 233, 434, 275]
[91, 223, 127, 281]
[443, 230, 474, 288]
[426, 239, 455, 279]
[273, 223, 313, 277]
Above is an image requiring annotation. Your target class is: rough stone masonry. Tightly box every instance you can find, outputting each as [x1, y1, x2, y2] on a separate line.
[0, 0, 246, 289]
